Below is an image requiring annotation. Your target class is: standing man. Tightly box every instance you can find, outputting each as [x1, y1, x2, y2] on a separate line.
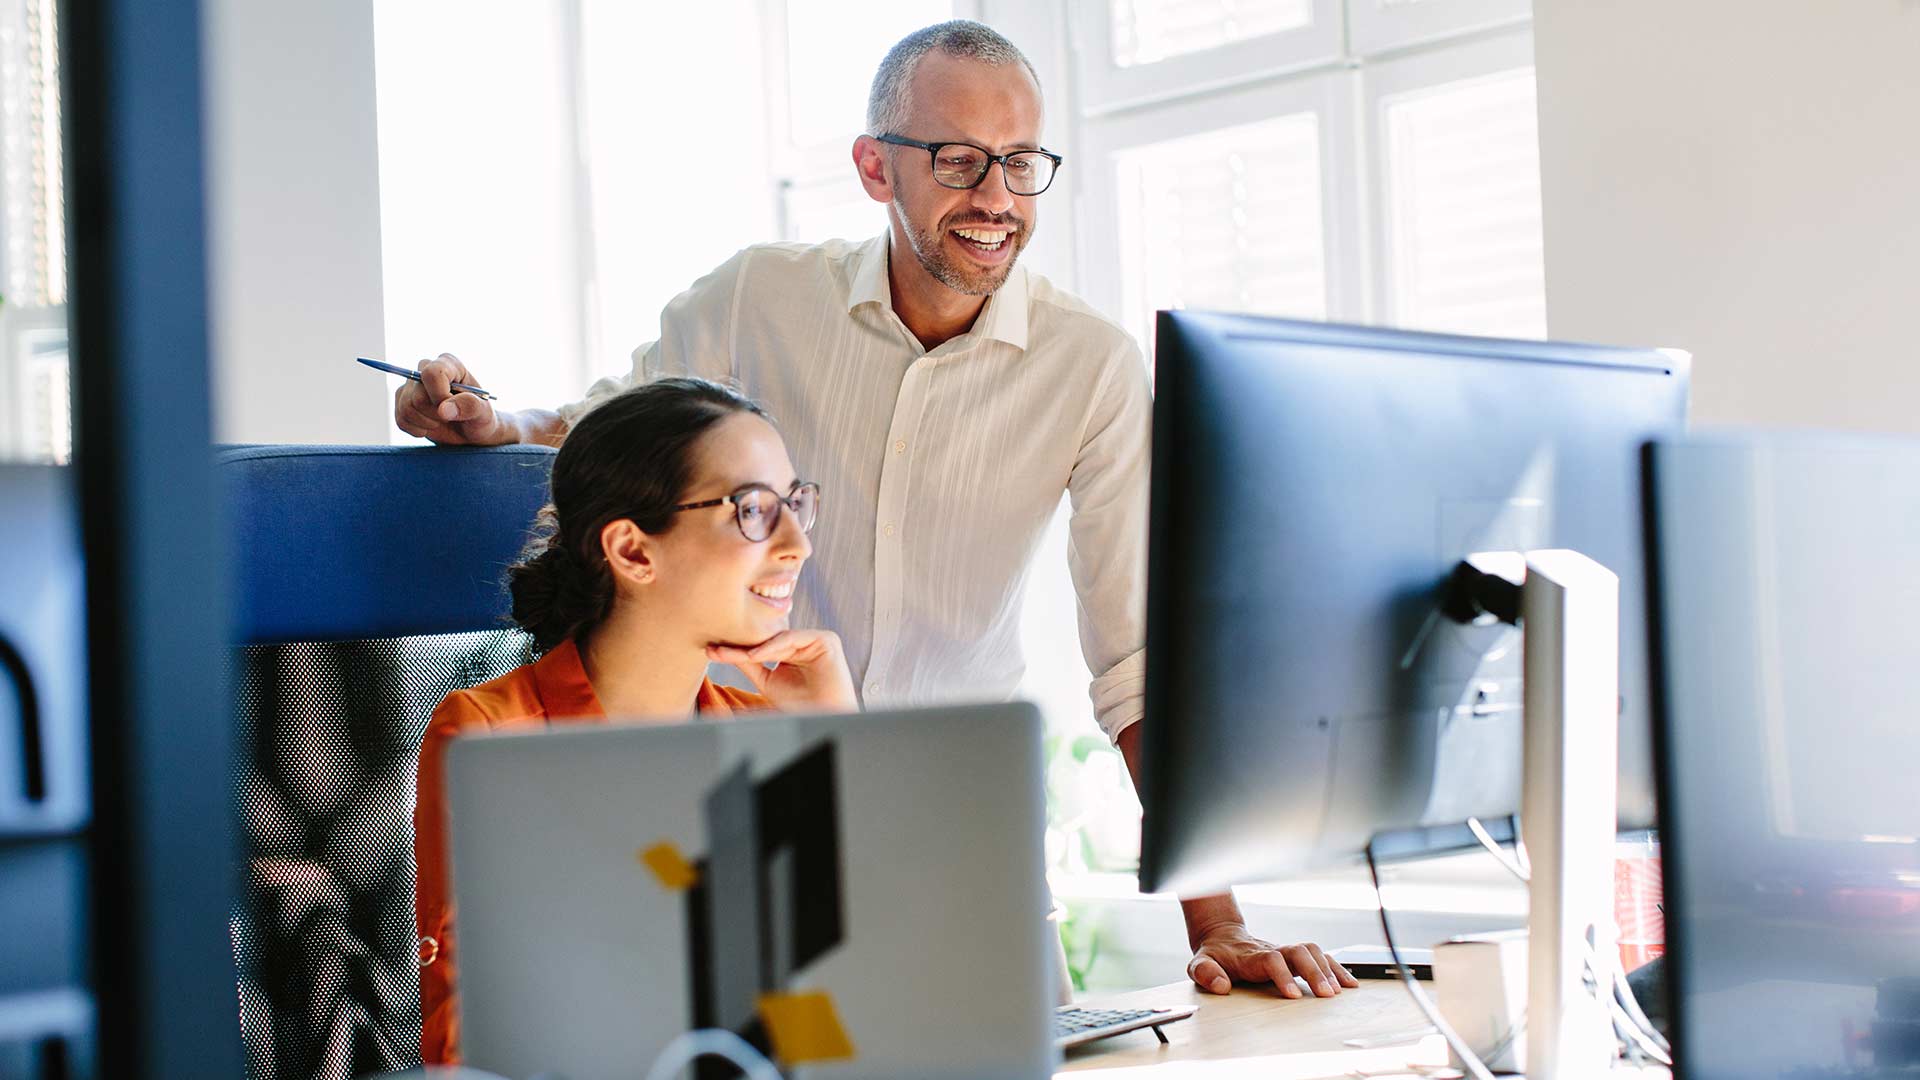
[395, 20, 1356, 1001]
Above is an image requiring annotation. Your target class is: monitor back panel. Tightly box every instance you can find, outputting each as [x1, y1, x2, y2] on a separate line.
[1647, 434, 1920, 1079]
[1143, 313, 1687, 892]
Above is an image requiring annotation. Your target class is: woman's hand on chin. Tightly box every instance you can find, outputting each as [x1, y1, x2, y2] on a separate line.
[706, 630, 858, 713]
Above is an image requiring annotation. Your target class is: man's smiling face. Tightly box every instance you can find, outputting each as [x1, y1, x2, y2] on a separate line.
[882, 51, 1045, 297]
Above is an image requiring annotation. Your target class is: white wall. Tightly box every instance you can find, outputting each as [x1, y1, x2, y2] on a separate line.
[1533, 1, 1920, 434]
[204, 0, 390, 445]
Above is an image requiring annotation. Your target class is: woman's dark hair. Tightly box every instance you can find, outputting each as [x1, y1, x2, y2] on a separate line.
[507, 377, 772, 652]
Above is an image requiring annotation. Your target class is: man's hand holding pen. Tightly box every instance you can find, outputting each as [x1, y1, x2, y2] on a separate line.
[393, 353, 519, 446]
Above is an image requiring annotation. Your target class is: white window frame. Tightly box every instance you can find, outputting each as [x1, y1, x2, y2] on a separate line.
[1068, 0, 1343, 117]
[1076, 70, 1365, 337]
[1360, 26, 1537, 330]
[1346, 0, 1531, 58]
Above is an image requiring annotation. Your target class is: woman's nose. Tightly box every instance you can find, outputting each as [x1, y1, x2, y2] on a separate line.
[771, 504, 812, 559]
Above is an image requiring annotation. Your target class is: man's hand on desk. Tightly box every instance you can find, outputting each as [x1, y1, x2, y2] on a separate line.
[1186, 923, 1359, 1000]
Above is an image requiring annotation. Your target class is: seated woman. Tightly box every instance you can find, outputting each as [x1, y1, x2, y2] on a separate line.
[412, 377, 855, 1065]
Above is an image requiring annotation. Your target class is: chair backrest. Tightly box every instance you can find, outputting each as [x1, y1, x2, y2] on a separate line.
[220, 444, 555, 1080]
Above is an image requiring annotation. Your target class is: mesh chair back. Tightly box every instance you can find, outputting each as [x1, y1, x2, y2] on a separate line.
[220, 445, 555, 1080]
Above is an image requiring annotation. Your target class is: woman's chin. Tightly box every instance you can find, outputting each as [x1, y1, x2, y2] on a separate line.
[718, 617, 789, 650]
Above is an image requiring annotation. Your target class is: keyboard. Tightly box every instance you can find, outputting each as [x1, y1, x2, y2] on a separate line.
[1053, 1003, 1197, 1049]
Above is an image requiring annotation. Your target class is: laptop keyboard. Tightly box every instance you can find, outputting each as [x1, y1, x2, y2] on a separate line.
[1053, 1004, 1195, 1049]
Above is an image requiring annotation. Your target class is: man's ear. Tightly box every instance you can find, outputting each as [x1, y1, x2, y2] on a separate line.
[852, 135, 893, 204]
[601, 518, 656, 588]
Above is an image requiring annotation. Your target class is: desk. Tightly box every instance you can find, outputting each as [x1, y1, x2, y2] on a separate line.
[1057, 980, 1447, 1077]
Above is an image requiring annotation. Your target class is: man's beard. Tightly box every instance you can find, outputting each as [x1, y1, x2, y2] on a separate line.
[896, 206, 1031, 297]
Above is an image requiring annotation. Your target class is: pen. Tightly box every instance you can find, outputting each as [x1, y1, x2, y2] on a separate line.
[356, 356, 497, 401]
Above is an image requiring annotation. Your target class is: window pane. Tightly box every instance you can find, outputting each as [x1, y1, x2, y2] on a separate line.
[1384, 67, 1547, 338]
[582, 0, 777, 375]
[0, 0, 69, 463]
[782, 176, 889, 246]
[1111, 0, 1314, 68]
[1114, 111, 1326, 355]
[785, 0, 951, 146]
[1019, 499, 1142, 878]
[373, 0, 583, 423]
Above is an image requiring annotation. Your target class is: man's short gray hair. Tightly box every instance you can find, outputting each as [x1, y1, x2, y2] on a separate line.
[866, 20, 1040, 137]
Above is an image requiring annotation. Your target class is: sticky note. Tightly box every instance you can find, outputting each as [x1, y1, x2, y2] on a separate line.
[756, 990, 856, 1065]
[637, 842, 699, 891]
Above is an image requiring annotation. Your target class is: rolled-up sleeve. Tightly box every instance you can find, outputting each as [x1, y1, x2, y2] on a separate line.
[1067, 344, 1152, 742]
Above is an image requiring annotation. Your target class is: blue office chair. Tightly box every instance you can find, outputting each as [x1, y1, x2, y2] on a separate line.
[221, 444, 556, 1080]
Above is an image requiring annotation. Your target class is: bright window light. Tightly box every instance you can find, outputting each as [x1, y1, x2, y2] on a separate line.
[782, 176, 888, 246]
[372, 0, 582, 425]
[1384, 67, 1547, 339]
[1114, 111, 1326, 354]
[1110, 0, 1314, 68]
[784, 0, 953, 146]
[581, 0, 776, 376]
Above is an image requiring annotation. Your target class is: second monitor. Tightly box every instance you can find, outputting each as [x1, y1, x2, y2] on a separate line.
[1139, 313, 1688, 894]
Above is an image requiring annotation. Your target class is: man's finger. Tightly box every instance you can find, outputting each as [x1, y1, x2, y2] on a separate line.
[396, 393, 449, 437]
[416, 356, 462, 402]
[1329, 953, 1360, 988]
[438, 392, 493, 423]
[1284, 945, 1334, 997]
[1187, 955, 1231, 995]
[1261, 950, 1303, 998]
[1302, 943, 1341, 995]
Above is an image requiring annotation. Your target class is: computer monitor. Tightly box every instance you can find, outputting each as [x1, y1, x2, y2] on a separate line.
[1139, 313, 1688, 894]
[1646, 433, 1920, 1078]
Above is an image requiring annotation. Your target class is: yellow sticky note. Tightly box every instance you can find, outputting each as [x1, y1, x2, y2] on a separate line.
[756, 990, 856, 1065]
[637, 842, 699, 891]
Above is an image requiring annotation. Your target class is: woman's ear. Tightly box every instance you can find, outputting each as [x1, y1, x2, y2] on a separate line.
[600, 518, 656, 588]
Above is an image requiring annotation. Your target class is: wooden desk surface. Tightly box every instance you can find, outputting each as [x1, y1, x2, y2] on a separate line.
[1057, 979, 1449, 1078]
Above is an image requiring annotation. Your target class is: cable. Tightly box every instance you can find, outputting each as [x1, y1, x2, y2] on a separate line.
[1611, 999, 1672, 1065]
[1466, 816, 1530, 883]
[1466, 815, 1673, 1066]
[1610, 948, 1672, 1055]
[1583, 927, 1672, 1066]
[1511, 814, 1531, 878]
[643, 1029, 783, 1080]
[1366, 841, 1501, 1080]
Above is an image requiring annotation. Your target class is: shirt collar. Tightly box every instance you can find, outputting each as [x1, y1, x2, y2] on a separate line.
[846, 232, 893, 313]
[530, 637, 606, 721]
[973, 264, 1030, 351]
[694, 678, 737, 718]
[846, 230, 1030, 353]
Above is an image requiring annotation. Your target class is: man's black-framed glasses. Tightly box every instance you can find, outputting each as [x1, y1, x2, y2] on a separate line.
[672, 480, 821, 542]
[874, 134, 1063, 196]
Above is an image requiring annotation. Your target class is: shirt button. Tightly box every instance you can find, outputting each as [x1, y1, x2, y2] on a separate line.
[866, 681, 881, 695]
[883, 523, 896, 537]
[894, 440, 906, 454]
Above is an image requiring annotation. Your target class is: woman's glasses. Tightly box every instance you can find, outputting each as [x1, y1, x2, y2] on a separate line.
[671, 481, 820, 542]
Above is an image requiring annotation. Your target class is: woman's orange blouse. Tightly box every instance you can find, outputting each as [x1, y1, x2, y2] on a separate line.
[412, 637, 767, 1064]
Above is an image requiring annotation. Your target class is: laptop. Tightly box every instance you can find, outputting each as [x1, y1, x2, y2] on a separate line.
[444, 702, 1058, 1079]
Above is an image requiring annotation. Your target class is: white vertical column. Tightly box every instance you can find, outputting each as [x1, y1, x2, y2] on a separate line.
[1521, 548, 1619, 1078]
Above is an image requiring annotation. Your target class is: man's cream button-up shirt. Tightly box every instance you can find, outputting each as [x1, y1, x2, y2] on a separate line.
[560, 234, 1150, 740]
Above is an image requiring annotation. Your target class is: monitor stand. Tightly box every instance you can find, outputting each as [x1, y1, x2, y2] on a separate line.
[1520, 550, 1620, 1078]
